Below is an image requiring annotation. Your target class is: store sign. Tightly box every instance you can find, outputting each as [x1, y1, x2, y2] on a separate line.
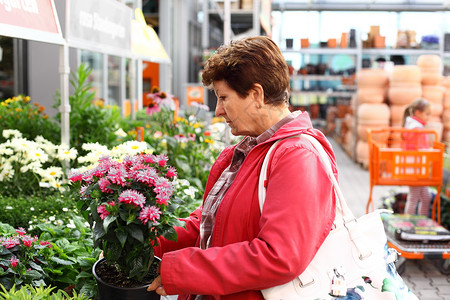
[68, 0, 132, 56]
[0, 0, 64, 44]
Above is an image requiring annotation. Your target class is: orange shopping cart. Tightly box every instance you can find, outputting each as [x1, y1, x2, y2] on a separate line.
[366, 127, 450, 274]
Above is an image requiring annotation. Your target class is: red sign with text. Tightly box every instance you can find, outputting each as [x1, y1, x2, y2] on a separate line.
[0, 0, 60, 34]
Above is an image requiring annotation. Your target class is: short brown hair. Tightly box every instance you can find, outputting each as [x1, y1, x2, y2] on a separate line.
[202, 36, 290, 106]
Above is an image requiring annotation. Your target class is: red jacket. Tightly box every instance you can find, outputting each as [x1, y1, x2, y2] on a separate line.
[154, 112, 337, 299]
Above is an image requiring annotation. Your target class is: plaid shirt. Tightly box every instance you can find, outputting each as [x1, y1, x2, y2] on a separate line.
[199, 111, 300, 250]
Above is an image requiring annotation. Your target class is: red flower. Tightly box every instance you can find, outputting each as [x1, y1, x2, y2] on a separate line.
[16, 228, 26, 236]
[10, 257, 18, 268]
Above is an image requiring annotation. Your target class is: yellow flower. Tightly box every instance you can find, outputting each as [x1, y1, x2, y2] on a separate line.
[205, 138, 214, 144]
[15, 108, 22, 112]
[145, 124, 151, 128]
[24, 96, 31, 102]
[1, 102, 7, 107]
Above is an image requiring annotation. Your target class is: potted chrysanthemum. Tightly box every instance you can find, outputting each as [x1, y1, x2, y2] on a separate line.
[69, 153, 184, 300]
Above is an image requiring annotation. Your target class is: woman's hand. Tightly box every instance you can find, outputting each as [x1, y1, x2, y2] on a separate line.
[147, 275, 167, 296]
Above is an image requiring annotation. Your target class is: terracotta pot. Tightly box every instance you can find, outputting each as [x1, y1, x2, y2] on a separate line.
[373, 35, 385, 48]
[93, 258, 161, 300]
[357, 103, 390, 124]
[416, 54, 442, 69]
[301, 38, 309, 48]
[356, 69, 388, 87]
[390, 104, 409, 124]
[422, 85, 444, 104]
[388, 83, 422, 105]
[430, 102, 443, 117]
[443, 76, 450, 88]
[357, 86, 386, 104]
[327, 38, 337, 48]
[389, 65, 422, 84]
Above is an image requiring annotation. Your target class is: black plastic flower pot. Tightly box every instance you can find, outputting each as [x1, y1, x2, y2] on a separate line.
[93, 257, 161, 300]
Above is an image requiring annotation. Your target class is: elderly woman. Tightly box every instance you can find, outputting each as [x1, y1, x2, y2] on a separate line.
[148, 36, 337, 300]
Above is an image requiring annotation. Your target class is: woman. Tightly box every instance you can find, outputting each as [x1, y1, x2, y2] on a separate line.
[148, 36, 337, 299]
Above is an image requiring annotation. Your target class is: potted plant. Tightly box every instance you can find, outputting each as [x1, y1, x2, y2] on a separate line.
[69, 153, 184, 300]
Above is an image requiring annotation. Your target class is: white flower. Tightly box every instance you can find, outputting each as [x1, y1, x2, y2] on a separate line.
[0, 163, 14, 181]
[5, 206, 13, 210]
[114, 128, 127, 138]
[30, 207, 35, 211]
[62, 207, 68, 212]
[56, 146, 78, 161]
[0, 145, 13, 156]
[20, 161, 42, 173]
[111, 141, 149, 157]
[67, 222, 76, 229]
[49, 216, 56, 221]
[2, 129, 22, 139]
[28, 148, 49, 163]
[55, 219, 63, 226]
[39, 182, 51, 188]
[37, 167, 64, 183]
[184, 186, 198, 198]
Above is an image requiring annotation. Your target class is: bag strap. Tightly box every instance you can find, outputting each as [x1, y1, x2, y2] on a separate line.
[258, 134, 356, 222]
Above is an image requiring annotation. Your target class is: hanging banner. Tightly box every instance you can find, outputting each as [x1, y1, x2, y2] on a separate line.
[0, 0, 64, 44]
[68, 0, 132, 57]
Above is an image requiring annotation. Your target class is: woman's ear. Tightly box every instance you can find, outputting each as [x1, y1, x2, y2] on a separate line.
[250, 83, 264, 108]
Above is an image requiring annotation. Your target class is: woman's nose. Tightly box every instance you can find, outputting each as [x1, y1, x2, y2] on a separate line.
[215, 101, 224, 117]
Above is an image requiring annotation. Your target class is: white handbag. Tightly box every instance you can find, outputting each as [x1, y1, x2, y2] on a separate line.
[259, 134, 418, 300]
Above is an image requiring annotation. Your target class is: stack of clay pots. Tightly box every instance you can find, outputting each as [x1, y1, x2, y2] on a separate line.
[417, 54, 444, 141]
[355, 69, 389, 167]
[442, 77, 450, 143]
[388, 65, 423, 127]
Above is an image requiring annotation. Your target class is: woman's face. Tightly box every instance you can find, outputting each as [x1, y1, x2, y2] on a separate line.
[213, 80, 260, 137]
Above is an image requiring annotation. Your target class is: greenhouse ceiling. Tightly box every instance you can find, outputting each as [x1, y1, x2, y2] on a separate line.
[272, 0, 450, 11]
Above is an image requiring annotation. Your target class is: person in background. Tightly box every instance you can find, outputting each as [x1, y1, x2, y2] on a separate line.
[402, 98, 432, 216]
[147, 36, 338, 299]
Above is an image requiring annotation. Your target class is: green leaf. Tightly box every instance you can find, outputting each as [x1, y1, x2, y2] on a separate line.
[161, 226, 178, 241]
[28, 261, 43, 272]
[24, 270, 43, 279]
[174, 158, 192, 174]
[128, 256, 145, 280]
[51, 257, 74, 265]
[93, 220, 106, 241]
[103, 215, 117, 232]
[115, 228, 127, 248]
[128, 226, 144, 243]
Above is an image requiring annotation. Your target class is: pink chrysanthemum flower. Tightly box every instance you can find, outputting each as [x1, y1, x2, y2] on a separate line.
[98, 177, 114, 193]
[97, 204, 109, 220]
[138, 206, 162, 224]
[141, 154, 156, 164]
[156, 154, 168, 167]
[188, 133, 196, 141]
[135, 168, 159, 186]
[2, 237, 20, 249]
[156, 191, 171, 206]
[128, 163, 149, 179]
[39, 241, 52, 248]
[118, 190, 146, 208]
[107, 166, 128, 187]
[10, 257, 18, 268]
[16, 228, 26, 236]
[21, 235, 34, 247]
[68, 170, 83, 182]
[166, 167, 177, 178]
